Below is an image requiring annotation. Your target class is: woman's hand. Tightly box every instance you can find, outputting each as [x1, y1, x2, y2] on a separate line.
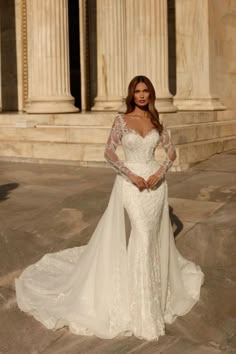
[129, 175, 148, 191]
[146, 174, 161, 189]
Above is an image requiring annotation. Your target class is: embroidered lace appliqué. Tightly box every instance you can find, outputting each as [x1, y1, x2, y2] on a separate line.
[105, 114, 177, 182]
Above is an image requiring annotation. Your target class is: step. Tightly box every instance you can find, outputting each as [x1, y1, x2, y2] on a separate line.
[0, 119, 236, 145]
[0, 125, 110, 144]
[0, 110, 229, 127]
[170, 119, 236, 144]
[177, 136, 236, 166]
[216, 110, 236, 121]
[0, 140, 124, 165]
[0, 112, 115, 127]
[0, 136, 236, 171]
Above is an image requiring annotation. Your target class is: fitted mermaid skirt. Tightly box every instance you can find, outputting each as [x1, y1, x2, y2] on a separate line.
[15, 160, 204, 341]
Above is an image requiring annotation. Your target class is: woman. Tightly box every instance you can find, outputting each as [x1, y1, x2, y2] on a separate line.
[15, 76, 204, 341]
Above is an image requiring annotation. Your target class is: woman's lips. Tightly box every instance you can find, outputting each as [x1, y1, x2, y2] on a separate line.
[139, 100, 146, 103]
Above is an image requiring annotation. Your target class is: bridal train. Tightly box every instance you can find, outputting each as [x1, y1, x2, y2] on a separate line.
[15, 114, 204, 341]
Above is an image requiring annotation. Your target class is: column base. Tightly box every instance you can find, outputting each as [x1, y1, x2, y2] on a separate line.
[25, 96, 79, 114]
[91, 97, 123, 112]
[155, 97, 178, 113]
[93, 97, 178, 113]
[174, 97, 226, 111]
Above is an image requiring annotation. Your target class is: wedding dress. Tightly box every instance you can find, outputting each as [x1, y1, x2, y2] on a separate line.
[15, 114, 204, 341]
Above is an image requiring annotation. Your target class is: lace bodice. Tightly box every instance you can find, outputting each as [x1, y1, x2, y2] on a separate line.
[104, 114, 176, 181]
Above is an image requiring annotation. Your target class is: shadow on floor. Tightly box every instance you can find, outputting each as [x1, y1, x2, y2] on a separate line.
[169, 205, 183, 238]
[0, 183, 19, 202]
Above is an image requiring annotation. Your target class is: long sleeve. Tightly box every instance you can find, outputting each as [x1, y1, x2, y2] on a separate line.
[104, 116, 137, 181]
[154, 127, 177, 179]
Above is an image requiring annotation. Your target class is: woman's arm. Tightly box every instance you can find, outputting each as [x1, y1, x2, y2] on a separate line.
[155, 127, 177, 178]
[147, 127, 176, 188]
[104, 115, 137, 181]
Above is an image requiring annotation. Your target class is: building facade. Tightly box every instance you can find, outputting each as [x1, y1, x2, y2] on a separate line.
[0, 0, 236, 169]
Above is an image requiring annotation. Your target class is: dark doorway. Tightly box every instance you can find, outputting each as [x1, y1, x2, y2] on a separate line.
[168, 0, 176, 96]
[87, 0, 97, 109]
[0, 0, 18, 111]
[68, 1, 81, 109]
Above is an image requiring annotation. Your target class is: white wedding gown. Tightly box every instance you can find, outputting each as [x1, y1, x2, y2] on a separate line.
[15, 114, 204, 341]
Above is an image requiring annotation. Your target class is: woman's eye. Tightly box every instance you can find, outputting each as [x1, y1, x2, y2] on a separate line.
[134, 89, 148, 93]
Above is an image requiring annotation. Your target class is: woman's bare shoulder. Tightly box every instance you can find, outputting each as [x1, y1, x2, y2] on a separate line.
[123, 112, 138, 121]
[122, 113, 134, 124]
[124, 112, 134, 117]
[123, 113, 132, 119]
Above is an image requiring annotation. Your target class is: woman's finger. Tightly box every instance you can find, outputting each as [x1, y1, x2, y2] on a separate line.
[148, 177, 154, 185]
[148, 177, 158, 188]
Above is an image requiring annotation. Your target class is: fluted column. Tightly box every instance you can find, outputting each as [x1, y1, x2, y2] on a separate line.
[174, 0, 225, 110]
[25, 0, 78, 113]
[92, 0, 126, 111]
[126, 0, 177, 113]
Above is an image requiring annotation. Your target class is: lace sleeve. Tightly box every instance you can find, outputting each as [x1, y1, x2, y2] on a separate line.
[104, 115, 137, 181]
[154, 127, 177, 179]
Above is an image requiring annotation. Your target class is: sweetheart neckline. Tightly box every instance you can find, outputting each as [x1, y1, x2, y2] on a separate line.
[123, 128, 158, 139]
[120, 114, 158, 139]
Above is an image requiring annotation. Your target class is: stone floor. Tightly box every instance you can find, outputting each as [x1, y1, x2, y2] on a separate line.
[0, 151, 236, 354]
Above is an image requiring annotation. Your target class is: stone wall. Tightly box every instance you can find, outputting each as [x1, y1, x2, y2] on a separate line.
[212, 0, 236, 110]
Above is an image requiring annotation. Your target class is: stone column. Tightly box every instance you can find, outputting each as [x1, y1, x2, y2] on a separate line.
[126, 0, 177, 113]
[92, 0, 126, 111]
[25, 0, 78, 113]
[174, 0, 225, 110]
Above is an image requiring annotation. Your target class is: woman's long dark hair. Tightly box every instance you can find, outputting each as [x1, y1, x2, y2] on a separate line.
[125, 75, 163, 134]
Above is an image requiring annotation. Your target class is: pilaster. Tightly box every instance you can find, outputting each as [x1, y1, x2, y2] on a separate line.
[174, 0, 225, 111]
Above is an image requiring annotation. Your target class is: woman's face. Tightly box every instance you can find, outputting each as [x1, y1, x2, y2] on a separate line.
[133, 82, 150, 107]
